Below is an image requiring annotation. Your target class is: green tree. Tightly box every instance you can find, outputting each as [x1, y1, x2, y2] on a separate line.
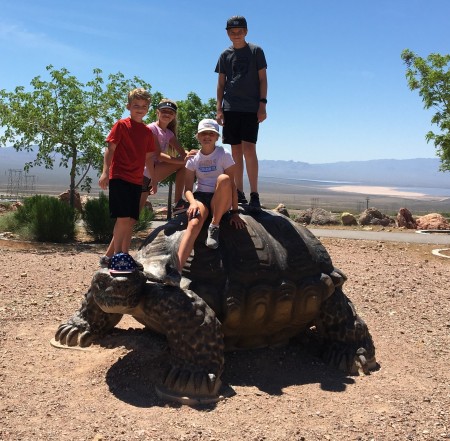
[401, 49, 450, 171]
[176, 92, 216, 151]
[0, 65, 152, 207]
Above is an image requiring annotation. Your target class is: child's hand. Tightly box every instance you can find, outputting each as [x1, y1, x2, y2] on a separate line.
[216, 111, 224, 126]
[229, 213, 246, 229]
[187, 204, 200, 220]
[149, 182, 158, 195]
[185, 149, 198, 160]
[99, 173, 109, 190]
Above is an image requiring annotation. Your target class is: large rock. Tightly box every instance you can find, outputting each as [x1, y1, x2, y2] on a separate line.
[341, 212, 357, 226]
[273, 203, 290, 217]
[295, 208, 339, 226]
[359, 207, 394, 227]
[416, 213, 450, 230]
[396, 208, 417, 229]
[58, 190, 83, 212]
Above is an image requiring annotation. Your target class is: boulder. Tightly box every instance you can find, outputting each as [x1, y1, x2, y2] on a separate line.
[396, 207, 417, 229]
[273, 203, 290, 217]
[310, 208, 340, 226]
[359, 207, 394, 227]
[341, 212, 357, 226]
[58, 190, 83, 212]
[295, 208, 312, 225]
[416, 213, 450, 230]
[0, 202, 22, 213]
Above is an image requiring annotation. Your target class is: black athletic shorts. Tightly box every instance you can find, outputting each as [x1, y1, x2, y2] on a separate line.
[194, 191, 214, 213]
[222, 111, 259, 145]
[109, 178, 141, 220]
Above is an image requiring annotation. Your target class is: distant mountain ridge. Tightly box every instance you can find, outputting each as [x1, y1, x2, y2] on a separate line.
[259, 158, 450, 188]
[0, 147, 449, 189]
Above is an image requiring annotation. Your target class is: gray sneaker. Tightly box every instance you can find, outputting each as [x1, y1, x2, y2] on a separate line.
[206, 224, 220, 249]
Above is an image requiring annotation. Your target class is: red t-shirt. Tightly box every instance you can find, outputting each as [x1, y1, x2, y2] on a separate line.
[106, 117, 155, 185]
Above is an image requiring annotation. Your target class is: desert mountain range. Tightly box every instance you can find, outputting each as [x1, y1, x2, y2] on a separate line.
[1, 146, 449, 190]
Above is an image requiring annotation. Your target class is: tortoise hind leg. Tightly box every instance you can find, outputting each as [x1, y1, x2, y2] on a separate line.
[312, 287, 378, 375]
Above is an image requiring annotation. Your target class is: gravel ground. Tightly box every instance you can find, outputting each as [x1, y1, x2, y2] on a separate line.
[1, 230, 450, 441]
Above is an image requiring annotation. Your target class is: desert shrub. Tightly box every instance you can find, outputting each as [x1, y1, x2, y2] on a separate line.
[134, 206, 155, 232]
[7, 195, 75, 241]
[14, 195, 42, 225]
[0, 211, 22, 233]
[83, 194, 154, 242]
[83, 192, 115, 242]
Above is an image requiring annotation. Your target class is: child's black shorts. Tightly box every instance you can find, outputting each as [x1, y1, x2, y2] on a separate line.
[222, 111, 259, 145]
[109, 178, 141, 220]
[194, 191, 214, 213]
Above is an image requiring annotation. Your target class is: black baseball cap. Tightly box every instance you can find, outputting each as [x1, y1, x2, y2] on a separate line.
[226, 16, 247, 30]
[157, 101, 177, 112]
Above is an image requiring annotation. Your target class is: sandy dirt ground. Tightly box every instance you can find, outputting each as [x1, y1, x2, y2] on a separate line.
[1, 227, 450, 441]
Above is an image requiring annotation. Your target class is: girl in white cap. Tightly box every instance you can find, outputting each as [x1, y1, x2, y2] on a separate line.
[164, 118, 246, 286]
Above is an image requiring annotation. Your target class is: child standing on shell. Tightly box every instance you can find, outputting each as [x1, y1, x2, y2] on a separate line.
[215, 15, 268, 211]
[99, 88, 156, 273]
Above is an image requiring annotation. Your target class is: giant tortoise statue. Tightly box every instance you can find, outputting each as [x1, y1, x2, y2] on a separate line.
[54, 208, 378, 404]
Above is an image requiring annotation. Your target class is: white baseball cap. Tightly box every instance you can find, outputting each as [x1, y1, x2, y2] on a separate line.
[197, 119, 220, 135]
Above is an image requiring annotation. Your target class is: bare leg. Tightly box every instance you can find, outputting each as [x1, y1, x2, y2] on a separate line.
[174, 166, 186, 202]
[242, 141, 258, 194]
[177, 202, 207, 271]
[139, 191, 150, 212]
[105, 238, 114, 259]
[104, 191, 149, 258]
[154, 162, 184, 187]
[105, 162, 184, 259]
[210, 174, 232, 225]
[112, 217, 136, 254]
[231, 144, 244, 191]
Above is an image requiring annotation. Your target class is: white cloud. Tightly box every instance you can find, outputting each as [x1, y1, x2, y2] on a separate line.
[0, 22, 72, 52]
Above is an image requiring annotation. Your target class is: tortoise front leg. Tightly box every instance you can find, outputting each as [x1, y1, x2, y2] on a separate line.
[54, 288, 123, 348]
[136, 283, 226, 404]
[313, 287, 378, 375]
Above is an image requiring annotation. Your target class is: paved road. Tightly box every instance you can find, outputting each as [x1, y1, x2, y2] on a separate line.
[309, 228, 450, 245]
[152, 220, 450, 245]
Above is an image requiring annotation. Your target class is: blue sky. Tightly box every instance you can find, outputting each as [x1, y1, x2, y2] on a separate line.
[1, 0, 449, 164]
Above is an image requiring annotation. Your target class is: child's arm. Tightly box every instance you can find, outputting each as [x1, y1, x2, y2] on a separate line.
[169, 137, 187, 159]
[152, 133, 163, 162]
[257, 68, 268, 123]
[216, 73, 226, 126]
[99, 142, 116, 189]
[145, 152, 158, 195]
[158, 152, 183, 164]
[184, 169, 200, 220]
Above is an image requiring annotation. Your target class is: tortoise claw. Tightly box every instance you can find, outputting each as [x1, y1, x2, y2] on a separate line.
[54, 323, 93, 348]
[155, 366, 230, 405]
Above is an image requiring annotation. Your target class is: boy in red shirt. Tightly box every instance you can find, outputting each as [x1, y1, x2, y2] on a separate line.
[99, 88, 156, 272]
